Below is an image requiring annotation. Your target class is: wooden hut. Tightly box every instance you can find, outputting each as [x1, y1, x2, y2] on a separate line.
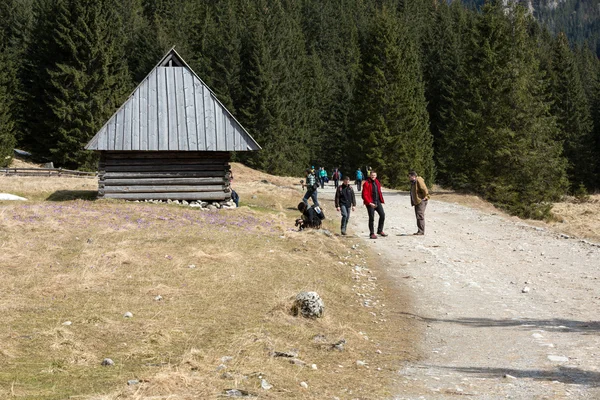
[85, 48, 261, 201]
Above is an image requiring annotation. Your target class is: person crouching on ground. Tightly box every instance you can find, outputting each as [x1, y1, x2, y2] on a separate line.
[335, 175, 356, 236]
[361, 170, 387, 239]
[296, 202, 323, 230]
[409, 170, 430, 235]
[302, 168, 320, 207]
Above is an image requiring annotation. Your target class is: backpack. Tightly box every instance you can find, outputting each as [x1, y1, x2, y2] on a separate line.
[305, 206, 325, 228]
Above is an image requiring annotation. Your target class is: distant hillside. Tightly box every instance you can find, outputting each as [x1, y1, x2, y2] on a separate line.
[464, 0, 600, 54]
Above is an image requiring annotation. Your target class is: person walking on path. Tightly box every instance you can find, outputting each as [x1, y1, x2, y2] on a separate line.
[409, 170, 430, 235]
[332, 168, 342, 189]
[335, 175, 356, 235]
[302, 168, 320, 207]
[355, 168, 363, 192]
[361, 170, 387, 239]
[319, 167, 327, 189]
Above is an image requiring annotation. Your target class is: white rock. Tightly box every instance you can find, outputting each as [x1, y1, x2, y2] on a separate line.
[356, 360, 367, 367]
[101, 358, 114, 366]
[311, 364, 317, 370]
[123, 312, 133, 318]
[548, 355, 569, 362]
[504, 374, 517, 379]
[261, 379, 272, 390]
[188, 264, 196, 269]
[300, 381, 308, 389]
[62, 321, 72, 326]
[0, 193, 27, 201]
[154, 295, 163, 301]
[521, 286, 530, 293]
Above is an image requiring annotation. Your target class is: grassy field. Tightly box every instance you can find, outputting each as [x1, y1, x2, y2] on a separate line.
[0, 164, 417, 399]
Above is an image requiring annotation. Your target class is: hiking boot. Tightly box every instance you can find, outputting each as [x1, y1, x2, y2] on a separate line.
[413, 232, 424, 236]
[369, 234, 378, 239]
[377, 231, 388, 237]
[341, 231, 347, 236]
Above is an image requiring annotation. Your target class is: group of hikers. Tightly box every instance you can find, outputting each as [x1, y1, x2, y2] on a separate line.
[298, 166, 430, 239]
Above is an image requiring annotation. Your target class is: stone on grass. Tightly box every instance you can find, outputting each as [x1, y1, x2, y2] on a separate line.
[123, 311, 133, 318]
[127, 379, 139, 385]
[291, 291, 324, 318]
[62, 321, 72, 326]
[224, 389, 254, 397]
[154, 295, 163, 301]
[261, 379, 272, 390]
[101, 358, 115, 366]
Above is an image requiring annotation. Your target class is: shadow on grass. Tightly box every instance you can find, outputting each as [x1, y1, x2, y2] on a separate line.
[46, 190, 98, 201]
[398, 313, 600, 334]
[435, 365, 600, 387]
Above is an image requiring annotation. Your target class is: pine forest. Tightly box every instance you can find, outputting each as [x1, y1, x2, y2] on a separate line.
[1, 0, 599, 218]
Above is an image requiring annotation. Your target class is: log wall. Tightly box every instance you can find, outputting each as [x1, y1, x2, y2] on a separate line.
[98, 151, 231, 201]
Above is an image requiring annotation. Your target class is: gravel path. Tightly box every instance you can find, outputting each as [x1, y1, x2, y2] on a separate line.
[322, 186, 600, 399]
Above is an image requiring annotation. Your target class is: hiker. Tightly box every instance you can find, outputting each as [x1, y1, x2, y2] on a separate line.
[355, 168, 363, 192]
[295, 202, 325, 230]
[335, 175, 356, 236]
[302, 168, 320, 207]
[361, 170, 387, 239]
[409, 170, 430, 235]
[229, 171, 239, 207]
[332, 168, 342, 189]
[319, 167, 327, 188]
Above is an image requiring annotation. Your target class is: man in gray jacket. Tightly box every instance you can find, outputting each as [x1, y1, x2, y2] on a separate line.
[335, 175, 356, 235]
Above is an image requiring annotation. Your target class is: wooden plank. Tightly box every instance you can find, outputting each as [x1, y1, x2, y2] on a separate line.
[105, 151, 230, 159]
[148, 71, 158, 150]
[116, 107, 125, 150]
[167, 67, 178, 150]
[103, 171, 225, 178]
[175, 68, 188, 150]
[183, 69, 197, 150]
[103, 158, 227, 166]
[194, 79, 206, 150]
[226, 115, 234, 151]
[103, 177, 226, 186]
[157, 68, 169, 150]
[215, 106, 225, 150]
[104, 192, 229, 201]
[103, 164, 228, 172]
[102, 185, 225, 193]
[123, 96, 133, 150]
[204, 87, 215, 150]
[139, 76, 148, 150]
[131, 87, 140, 150]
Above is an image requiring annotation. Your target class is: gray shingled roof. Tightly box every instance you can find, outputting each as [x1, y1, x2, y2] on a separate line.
[86, 48, 261, 152]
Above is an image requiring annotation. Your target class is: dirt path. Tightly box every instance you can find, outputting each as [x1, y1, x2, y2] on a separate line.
[321, 185, 600, 399]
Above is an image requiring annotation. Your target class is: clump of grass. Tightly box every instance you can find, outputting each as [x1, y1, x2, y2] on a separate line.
[0, 171, 417, 399]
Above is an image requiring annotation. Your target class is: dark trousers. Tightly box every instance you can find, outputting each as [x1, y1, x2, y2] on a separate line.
[303, 190, 319, 207]
[356, 179, 362, 191]
[367, 203, 385, 235]
[320, 177, 325, 188]
[415, 200, 427, 234]
[334, 179, 340, 188]
[340, 204, 351, 233]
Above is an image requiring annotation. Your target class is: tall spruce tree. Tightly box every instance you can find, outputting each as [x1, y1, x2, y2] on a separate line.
[548, 33, 595, 190]
[466, 2, 567, 217]
[0, 45, 16, 167]
[21, 0, 130, 169]
[351, 6, 433, 187]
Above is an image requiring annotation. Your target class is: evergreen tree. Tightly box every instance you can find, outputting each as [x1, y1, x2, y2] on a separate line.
[548, 33, 595, 190]
[0, 45, 16, 167]
[351, 7, 433, 187]
[21, 0, 130, 169]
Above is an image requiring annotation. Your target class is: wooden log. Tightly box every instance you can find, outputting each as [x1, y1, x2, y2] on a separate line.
[102, 185, 225, 193]
[103, 192, 230, 201]
[103, 164, 227, 172]
[102, 158, 228, 166]
[102, 171, 223, 178]
[102, 177, 225, 186]
[103, 151, 230, 159]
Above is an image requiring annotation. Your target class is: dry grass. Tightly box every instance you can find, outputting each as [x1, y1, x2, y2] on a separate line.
[0, 163, 417, 399]
[432, 186, 600, 243]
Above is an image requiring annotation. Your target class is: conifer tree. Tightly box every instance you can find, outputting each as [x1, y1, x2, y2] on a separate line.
[548, 33, 595, 190]
[351, 7, 433, 187]
[21, 0, 130, 169]
[0, 46, 16, 167]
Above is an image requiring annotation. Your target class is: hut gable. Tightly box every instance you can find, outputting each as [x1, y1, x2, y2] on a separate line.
[85, 48, 260, 152]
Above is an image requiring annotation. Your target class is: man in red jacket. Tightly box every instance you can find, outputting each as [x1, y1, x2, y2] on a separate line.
[361, 170, 387, 239]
